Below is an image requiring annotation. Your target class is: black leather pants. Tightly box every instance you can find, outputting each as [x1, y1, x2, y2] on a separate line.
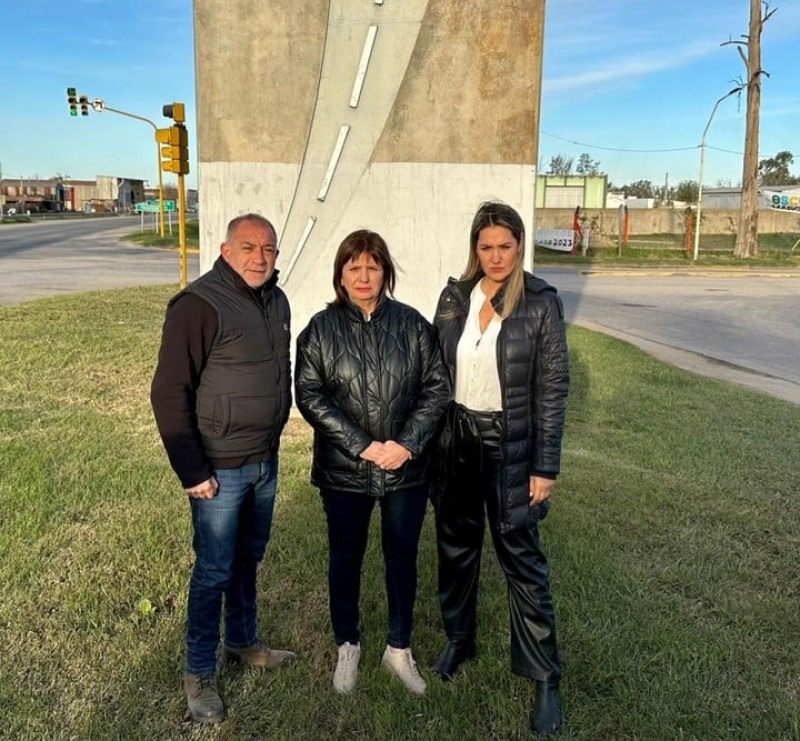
[435, 404, 561, 682]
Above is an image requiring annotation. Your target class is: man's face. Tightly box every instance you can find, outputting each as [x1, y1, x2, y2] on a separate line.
[221, 220, 278, 288]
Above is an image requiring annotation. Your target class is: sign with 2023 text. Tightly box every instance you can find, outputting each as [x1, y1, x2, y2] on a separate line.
[534, 229, 574, 252]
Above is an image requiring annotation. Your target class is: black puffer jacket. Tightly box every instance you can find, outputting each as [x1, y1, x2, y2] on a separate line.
[295, 296, 450, 497]
[433, 272, 569, 532]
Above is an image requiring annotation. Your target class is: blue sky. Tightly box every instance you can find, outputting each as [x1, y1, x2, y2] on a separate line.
[2, 1, 799, 192]
[541, 1, 800, 188]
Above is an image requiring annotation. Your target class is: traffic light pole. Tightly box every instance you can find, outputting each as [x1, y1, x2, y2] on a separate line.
[92, 104, 165, 238]
[178, 173, 188, 288]
[160, 103, 190, 289]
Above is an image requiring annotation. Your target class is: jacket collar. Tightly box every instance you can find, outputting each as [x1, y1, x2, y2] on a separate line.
[342, 292, 390, 321]
[447, 271, 555, 313]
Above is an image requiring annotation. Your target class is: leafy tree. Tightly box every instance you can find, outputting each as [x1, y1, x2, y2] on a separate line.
[758, 150, 800, 186]
[547, 154, 574, 176]
[674, 180, 699, 203]
[622, 180, 655, 199]
[576, 153, 601, 176]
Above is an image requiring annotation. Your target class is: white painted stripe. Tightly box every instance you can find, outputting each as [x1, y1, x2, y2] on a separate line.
[350, 25, 378, 109]
[317, 124, 350, 202]
[280, 216, 316, 285]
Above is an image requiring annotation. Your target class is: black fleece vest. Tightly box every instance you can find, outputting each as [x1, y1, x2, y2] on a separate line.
[186, 260, 291, 463]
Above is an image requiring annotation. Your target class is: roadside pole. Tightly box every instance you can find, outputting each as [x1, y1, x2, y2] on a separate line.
[89, 99, 166, 238]
[160, 102, 190, 289]
[178, 172, 187, 288]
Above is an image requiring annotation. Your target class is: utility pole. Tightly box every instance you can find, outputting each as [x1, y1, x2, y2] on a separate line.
[723, 0, 777, 258]
[693, 85, 743, 261]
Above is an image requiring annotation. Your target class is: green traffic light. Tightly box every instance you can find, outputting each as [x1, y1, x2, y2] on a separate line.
[69, 109, 78, 117]
[67, 86, 76, 96]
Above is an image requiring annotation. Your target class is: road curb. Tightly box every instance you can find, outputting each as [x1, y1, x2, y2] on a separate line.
[579, 268, 800, 278]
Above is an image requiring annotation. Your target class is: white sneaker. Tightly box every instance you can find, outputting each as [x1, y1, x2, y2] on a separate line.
[381, 645, 426, 695]
[333, 642, 361, 694]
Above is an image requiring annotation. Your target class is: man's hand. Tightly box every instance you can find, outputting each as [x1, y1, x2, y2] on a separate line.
[185, 477, 218, 499]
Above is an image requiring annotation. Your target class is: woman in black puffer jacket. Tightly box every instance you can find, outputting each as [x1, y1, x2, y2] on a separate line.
[295, 229, 449, 697]
[431, 202, 569, 736]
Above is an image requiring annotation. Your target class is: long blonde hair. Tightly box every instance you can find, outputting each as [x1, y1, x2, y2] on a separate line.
[461, 201, 526, 319]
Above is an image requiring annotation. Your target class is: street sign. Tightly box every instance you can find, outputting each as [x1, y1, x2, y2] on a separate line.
[135, 200, 176, 213]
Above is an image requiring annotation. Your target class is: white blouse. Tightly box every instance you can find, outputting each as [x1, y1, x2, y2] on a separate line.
[454, 282, 503, 412]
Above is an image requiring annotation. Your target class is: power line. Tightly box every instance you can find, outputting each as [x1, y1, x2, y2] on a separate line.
[706, 144, 744, 156]
[541, 130, 746, 157]
[540, 130, 697, 154]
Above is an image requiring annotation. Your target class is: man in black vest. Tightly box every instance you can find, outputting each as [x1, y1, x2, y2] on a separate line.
[151, 213, 295, 724]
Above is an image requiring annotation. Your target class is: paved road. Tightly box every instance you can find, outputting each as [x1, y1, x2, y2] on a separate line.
[0, 216, 198, 305]
[539, 266, 800, 404]
[1, 220, 798, 404]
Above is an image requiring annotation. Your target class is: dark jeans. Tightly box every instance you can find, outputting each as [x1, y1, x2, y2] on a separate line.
[435, 408, 561, 682]
[321, 485, 428, 649]
[186, 458, 278, 675]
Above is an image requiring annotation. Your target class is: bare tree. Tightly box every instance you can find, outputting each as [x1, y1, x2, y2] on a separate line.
[723, 0, 776, 258]
[547, 154, 574, 176]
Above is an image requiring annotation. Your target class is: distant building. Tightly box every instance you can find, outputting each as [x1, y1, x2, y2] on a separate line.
[96, 176, 146, 212]
[0, 175, 146, 214]
[536, 174, 608, 209]
[703, 185, 800, 210]
[0, 178, 66, 213]
[606, 192, 655, 209]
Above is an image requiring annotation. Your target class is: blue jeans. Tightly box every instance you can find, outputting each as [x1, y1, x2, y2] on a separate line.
[321, 485, 428, 649]
[186, 458, 278, 675]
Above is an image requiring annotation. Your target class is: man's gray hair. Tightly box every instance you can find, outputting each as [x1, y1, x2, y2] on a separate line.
[225, 213, 277, 244]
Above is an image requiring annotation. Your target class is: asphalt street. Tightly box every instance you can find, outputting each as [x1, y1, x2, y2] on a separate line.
[1, 218, 798, 404]
[539, 266, 800, 405]
[0, 216, 199, 305]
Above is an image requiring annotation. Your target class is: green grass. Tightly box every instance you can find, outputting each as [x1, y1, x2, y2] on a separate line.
[124, 219, 200, 250]
[536, 232, 800, 268]
[1, 287, 799, 740]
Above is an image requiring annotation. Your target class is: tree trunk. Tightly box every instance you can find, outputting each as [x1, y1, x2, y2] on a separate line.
[734, 0, 762, 258]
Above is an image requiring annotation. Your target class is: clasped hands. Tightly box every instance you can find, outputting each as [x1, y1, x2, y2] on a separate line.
[360, 440, 411, 470]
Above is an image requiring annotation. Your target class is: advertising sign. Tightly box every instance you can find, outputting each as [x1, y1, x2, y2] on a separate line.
[761, 188, 800, 212]
[534, 229, 574, 252]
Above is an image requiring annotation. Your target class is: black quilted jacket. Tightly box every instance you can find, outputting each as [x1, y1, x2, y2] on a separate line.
[433, 272, 569, 532]
[294, 296, 450, 497]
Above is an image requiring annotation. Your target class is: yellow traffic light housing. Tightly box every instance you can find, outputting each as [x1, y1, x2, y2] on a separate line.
[162, 102, 185, 123]
[67, 87, 78, 116]
[156, 125, 189, 175]
[78, 95, 89, 116]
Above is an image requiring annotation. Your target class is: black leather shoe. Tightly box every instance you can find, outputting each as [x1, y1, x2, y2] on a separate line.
[530, 680, 561, 736]
[431, 639, 476, 681]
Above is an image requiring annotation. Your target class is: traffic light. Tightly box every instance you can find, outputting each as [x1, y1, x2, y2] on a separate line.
[79, 95, 89, 116]
[67, 87, 78, 116]
[162, 102, 185, 123]
[156, 125, 189, 175]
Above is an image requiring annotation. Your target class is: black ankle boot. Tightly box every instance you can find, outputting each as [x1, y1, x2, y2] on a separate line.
[530, 680, 561, 736]
[431, 639, 476, 681]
